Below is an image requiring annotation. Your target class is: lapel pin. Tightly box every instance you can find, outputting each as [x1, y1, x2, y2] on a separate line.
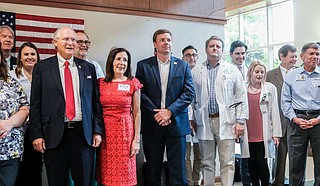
[174, 62, 177, 65]
[78, 65, 81, 69]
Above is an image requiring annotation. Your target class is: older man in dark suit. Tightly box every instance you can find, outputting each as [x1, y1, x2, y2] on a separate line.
[136, 29, 194, 186]
[266, 44, 297, 186]
[29, 27, 103, 186]
[0, 25, 16, 70]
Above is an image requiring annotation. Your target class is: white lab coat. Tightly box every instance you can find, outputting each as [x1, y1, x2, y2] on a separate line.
[191, 61, 249, 143]
[241, 82, 282, 158]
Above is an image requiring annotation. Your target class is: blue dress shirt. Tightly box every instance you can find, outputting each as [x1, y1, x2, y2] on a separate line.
[281, 66, 320, 120]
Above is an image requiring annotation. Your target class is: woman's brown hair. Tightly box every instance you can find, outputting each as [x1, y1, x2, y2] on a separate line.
[104, 48, 133, 83]
[15, 42, 40, 78]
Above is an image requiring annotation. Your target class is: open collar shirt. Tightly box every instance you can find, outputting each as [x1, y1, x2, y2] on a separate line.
[207, 60, 220, 114]
[281, 66, 320, 120]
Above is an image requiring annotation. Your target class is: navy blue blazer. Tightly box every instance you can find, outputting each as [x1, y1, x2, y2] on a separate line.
[10, 55, 17, 70]
[29, 56, 103, 149]
[136, 55, 194, 137]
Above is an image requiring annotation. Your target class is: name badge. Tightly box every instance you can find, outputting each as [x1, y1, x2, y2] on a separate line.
[118, 84, 130, 91]
[296, 74, 306, 81]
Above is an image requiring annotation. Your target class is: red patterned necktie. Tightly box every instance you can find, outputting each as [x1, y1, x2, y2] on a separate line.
[64, 61, 75, 120]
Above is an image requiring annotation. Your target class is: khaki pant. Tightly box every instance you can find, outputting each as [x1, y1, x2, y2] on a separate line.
[198, 117, 235, 186]
[186, 142, 202, 185]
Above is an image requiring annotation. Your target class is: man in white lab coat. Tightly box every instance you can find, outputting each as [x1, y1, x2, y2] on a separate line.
[191, 35, 249, 186]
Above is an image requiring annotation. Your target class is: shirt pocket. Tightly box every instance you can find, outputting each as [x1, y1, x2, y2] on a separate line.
[312, 78, 320, 101]
[223, 74, 236, 106]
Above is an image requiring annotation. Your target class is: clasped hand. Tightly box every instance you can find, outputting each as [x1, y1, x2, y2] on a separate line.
[293, 118, 320, 129]
[154, 109, 172, 126]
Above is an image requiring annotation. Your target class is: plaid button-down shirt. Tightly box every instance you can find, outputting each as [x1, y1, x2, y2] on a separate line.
[207, 61, 220, 114]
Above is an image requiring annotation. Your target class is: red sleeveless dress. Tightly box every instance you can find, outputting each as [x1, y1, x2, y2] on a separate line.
[96, 78, 142, 186]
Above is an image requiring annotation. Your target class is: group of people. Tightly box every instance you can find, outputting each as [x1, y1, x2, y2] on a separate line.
[184, 37, 320, 186]
[0, 23, 319, 186]
[0, 25, 140, 186]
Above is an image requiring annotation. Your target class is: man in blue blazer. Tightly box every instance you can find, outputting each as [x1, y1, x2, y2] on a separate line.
[29, 27, 103, 186]
[136, 29, 194, 186]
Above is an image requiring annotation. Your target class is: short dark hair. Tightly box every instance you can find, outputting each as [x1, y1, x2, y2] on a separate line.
[182, 45, 197, 55]
[229, 40, 247, 53]
[301, 42, 319, 54]
[152, 29, 172, 42]
[205, 35, 224, 51]
[104, 48, 133, 83]
[15, 42, 40, 78]
[278, 44, 297, 60]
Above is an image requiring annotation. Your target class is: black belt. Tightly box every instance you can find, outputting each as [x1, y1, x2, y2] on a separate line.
[209, 113, 219, 118]
[294, 109, 320, 116]
[65, 121, 82, 128]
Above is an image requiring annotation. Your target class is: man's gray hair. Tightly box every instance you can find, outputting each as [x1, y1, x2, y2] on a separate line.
[301, 42, 320, 54]
[0, 25, 14, 37]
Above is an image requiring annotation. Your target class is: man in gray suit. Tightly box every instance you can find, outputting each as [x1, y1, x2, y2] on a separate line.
[266, 44, 297, 186]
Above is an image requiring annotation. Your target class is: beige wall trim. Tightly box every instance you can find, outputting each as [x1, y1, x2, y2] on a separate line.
[0, 0, 226, 24]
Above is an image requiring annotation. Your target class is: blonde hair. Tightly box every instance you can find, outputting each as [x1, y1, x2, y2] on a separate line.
[246, 60, 267, 84]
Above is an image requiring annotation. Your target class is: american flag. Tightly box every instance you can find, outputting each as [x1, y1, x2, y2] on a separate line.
[0, 11, 84, 59]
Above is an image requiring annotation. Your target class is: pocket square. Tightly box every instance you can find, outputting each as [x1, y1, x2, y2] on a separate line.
[87, 75, 92, 79]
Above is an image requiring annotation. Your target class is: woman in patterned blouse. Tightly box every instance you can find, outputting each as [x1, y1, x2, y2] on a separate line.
[0, 42, 29, 185]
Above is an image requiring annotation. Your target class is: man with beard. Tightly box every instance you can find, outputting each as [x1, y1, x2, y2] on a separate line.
[74, 32, 104, 78]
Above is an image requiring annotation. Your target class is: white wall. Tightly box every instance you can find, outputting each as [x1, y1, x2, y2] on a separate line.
[294, 0, 320, 63]
[0, 2, 225, 72]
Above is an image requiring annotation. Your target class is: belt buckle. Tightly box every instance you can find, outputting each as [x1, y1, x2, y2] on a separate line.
[67, 121, 75, 128]
[306, 110, 311, 116]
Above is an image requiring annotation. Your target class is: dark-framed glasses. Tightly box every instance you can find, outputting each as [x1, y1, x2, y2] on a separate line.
[76, 40, 91, 46]
[184, 53, 198, 58]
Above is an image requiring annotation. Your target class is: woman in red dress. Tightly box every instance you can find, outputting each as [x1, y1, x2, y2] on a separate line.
[96, 48, 142, 186]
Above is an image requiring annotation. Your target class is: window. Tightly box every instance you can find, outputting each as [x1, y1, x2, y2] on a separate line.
[225, 0, 294, 70]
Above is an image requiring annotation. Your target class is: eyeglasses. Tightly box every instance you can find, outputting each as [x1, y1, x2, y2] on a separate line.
[184, 53, 198, 58]
[76, 40, 91, 46]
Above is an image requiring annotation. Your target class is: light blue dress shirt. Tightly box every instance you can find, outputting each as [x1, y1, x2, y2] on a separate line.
[281, 66, 320, 120]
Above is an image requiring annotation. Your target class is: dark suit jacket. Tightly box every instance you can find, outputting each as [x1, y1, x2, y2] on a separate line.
[135, 55, 194, 137]
[10, 55, 17, 70]
[266, 67, 290, 135]
[29, 55, 103, 149]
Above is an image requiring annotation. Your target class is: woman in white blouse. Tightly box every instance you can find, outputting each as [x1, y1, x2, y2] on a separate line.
[9, 42, 42, 186]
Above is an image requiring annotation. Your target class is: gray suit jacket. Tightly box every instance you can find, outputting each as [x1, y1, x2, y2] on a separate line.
[266, 67, 290, 135]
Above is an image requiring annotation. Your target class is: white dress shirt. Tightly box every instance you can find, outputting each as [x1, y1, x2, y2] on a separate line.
[158, 58, 170, 108]
[57, 54, 82, 121]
